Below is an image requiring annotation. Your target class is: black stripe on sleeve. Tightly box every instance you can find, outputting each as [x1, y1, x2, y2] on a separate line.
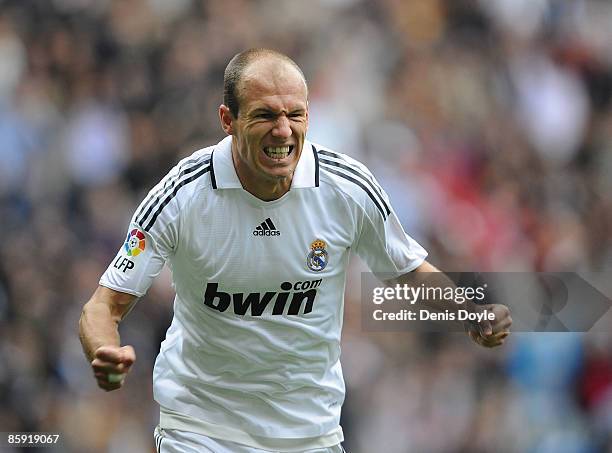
[143, 165, 211, 232]
[312, 145, 320, 187]
[318, 149, 383, 193]
[318, 149, 390, 213]
[319, 163, 388, 220]
[135, 156, 202, 226]
[209, 149, 217, 189]
[319, 158, 391, 217]
[135, 155, 211, 226]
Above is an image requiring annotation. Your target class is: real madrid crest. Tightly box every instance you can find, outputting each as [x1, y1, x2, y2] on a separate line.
[307, 239, 329, 272]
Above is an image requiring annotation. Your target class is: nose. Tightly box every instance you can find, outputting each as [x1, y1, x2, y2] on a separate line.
[271, 115, 292, 139]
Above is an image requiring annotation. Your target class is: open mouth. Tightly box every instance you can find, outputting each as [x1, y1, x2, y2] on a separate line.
[263, 145, 294, 160]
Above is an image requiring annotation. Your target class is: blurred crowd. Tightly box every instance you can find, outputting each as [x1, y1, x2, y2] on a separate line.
[1, 0, 611, 452]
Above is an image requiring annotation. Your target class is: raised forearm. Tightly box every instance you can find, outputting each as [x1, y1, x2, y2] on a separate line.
[79, 300, 121, 362]
[387, 261, 487, 330]
[79, 286, 139, 391]
[391, 262, 470, 311]
[388, 261, 512, 345]
[78, 286, 137, 361]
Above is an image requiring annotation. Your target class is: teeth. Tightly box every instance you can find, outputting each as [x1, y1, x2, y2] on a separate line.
[264, 146, 291, 159]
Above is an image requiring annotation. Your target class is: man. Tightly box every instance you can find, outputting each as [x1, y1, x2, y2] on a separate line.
[79, 49, 511, 452]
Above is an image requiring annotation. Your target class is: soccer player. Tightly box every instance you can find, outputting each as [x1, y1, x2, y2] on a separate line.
[79, 49, 511, 452]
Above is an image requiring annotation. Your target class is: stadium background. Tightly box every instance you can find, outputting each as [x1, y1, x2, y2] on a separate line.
[1, 0, 611, 451]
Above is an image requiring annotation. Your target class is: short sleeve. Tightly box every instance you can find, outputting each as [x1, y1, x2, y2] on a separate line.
[354, 195, 427, 280]
[100, 172, 181, 296]
[100, 222, 173, 296]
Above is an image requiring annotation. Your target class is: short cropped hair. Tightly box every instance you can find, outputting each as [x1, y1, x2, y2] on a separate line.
[223, 48, 307, 118]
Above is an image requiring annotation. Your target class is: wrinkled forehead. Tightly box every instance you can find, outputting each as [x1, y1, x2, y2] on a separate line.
[239, 59, 308, 109]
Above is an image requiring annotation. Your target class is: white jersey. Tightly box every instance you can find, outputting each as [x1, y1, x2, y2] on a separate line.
[100, 136, 427, 449]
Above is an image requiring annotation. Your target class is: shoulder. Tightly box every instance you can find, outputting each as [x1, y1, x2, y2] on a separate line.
[312, 142, 391, 221]
[134, 144, 215, 232]
[173, 146, 215, 181]
[162, 145, 215, 196]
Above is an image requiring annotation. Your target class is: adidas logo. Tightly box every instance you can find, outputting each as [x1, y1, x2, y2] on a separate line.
[253, 218, 281, 236]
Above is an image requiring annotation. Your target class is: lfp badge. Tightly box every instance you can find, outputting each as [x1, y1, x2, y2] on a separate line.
[124, 229, 146, 257]
[307, 239, 328, 272]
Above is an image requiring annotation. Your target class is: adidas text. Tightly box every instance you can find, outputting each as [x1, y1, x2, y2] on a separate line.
[253, 218, 280, 236]
[253, 230, 281, 236]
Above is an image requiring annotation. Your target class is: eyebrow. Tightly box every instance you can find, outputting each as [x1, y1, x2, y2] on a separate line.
[250, 107, 274, 114]
[250, 107, 306, 115]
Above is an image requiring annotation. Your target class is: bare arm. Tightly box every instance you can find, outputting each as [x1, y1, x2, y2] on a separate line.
[79, 286, 139, 390]
[412, 260, 440, 274]
[390, 260, 512, 347]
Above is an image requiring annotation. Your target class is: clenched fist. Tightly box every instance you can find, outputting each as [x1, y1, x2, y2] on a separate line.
[91, 345, 136, 391]
[467, 304, 512, 348]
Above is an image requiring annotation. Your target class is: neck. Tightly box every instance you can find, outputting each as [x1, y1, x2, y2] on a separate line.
[231, 147, 292, 201]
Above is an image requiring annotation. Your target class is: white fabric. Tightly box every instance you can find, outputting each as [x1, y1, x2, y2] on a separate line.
[101, 136, 427, 447]
[154, 426, 345, 453]
[159, 407, 343, 452]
